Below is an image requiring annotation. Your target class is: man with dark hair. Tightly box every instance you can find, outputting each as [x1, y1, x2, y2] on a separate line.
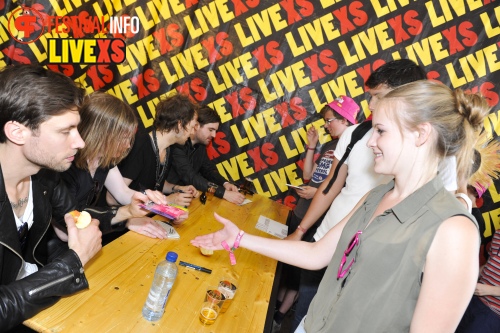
[114, 93, 199, 210]
[286, 59, 458, 331]
[0, 65, 102, 331]
[167, 106, 245, 204]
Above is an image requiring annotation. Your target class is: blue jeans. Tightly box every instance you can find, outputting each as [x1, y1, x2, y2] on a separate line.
[291, 260, 326, 332]
[456, 295, 500, 332]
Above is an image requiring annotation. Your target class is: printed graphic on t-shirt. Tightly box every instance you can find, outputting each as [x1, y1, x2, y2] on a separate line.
[311, 150, 335, 184]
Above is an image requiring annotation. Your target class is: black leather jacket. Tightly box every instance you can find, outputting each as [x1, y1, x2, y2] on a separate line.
[0, 168, 88, 332]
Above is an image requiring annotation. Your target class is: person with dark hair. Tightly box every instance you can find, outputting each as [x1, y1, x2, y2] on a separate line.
[110, 93, 199, 214]
[58, 92, 169, 240]
[364, 58, 427, 89]
[285, 59, 458, 331]
[193, 80, 488, 332]
[167, 106, 245, 204]
[0, 64, 102, 331]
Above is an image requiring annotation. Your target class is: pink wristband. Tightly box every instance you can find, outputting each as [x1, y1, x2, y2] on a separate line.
[221, 230, 245, 265]
[231, 230, 245, 251]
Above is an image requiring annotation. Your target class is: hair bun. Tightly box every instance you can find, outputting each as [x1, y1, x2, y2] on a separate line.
[454, 89, 490, 132]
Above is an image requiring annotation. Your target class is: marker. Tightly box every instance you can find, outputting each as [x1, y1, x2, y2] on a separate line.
[179, 261, 212, 274]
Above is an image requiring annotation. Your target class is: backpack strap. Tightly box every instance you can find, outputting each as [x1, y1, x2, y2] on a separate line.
[322, 120, 372, 194]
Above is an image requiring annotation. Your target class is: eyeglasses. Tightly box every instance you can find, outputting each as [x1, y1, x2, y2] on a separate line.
[337, 230, 362, 279]
[324, 118, 340, 127]
[18, 221, 28, 250]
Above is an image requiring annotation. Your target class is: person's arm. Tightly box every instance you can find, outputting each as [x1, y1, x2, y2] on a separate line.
[104, 167, 167, 205]
[171, 144, 213, 192]
[286, 157, 347, 241]
[294, 185, 318, 200]
[104, 166, 138, 205]
[474, 283, 500, 296]
[222, 190, 246, 204]
[302, 126, 319, 180]
[410, 216, 479, 332]
[191, 192, 368, 270]
[0, 214, 102, 331]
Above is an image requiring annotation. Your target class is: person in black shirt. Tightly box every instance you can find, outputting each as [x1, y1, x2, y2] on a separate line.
[59, 92, 168, 239]
[112, 94, 199, 221]
[167, 106, 245, 204]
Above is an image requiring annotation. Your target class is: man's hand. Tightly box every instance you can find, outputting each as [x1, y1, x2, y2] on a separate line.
[127, 217, 168, 239]
[144, 189, 168, 205]
[295, 186, 317, 200]
[223, 182, 239, 192]
[126, 191, 152, 217]
[66, 213, 102, 266]
[167, 192, 194, 207]
[223, 190, 246, 205]
[172, 211, 189, 225]
[178, 185, 199, 198]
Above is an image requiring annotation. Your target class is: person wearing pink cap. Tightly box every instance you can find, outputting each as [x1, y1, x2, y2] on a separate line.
[272, 96, 359, 332]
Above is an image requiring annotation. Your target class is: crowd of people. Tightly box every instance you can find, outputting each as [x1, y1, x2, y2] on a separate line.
[0, 59, 497, 333]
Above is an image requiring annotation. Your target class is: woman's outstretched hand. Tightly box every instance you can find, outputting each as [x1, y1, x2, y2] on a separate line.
[190, 212, 240, 250]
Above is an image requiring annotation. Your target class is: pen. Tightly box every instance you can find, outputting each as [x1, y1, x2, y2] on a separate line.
[179, 261, 212, 274]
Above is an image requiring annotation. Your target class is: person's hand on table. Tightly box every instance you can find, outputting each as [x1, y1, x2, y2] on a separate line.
[167, 191, 194, 207]
[223, 182, 239, 192]
[144, 189, 168, 205]
[223, 190, 246, 205]
[295, 186, 317, 200]
[128, 191, 154, 217]
[172, 211, 189, 225]
[127, 217, 168, 239]
[191, 212, 240, 251]
[177, 185, 200, 198]
[66, 213, 102, 266]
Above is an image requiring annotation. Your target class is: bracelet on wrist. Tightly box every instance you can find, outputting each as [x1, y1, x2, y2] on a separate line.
[297, 225, 307, 234]
[221, 230, 245, 265]
[305, 145, 315, 151]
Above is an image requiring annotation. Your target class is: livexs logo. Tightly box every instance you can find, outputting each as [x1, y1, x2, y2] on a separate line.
[7, 5, 134, 64]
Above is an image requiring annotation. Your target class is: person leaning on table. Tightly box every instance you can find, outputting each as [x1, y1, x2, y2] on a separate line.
[0, 65, 102, 332]
[59, 91, 170, 241]
[167, 105, 245, 205]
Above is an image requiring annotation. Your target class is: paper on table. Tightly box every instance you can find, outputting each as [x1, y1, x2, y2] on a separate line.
[156, 221, 180, 239]
[239, 198, 252, 206]
[255, 215, 288, 239]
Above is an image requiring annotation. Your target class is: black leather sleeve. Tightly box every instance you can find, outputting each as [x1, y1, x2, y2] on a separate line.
[0, 250, 88, 332]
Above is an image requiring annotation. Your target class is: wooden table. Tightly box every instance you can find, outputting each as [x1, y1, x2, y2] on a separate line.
[25, 194, 290, 333]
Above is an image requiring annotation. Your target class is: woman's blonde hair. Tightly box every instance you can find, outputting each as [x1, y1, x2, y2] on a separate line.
[75, 91, 138, 170]
[384, 80, 490, 183]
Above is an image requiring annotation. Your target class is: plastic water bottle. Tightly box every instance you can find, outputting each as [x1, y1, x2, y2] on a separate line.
[142, 251, 178, 321]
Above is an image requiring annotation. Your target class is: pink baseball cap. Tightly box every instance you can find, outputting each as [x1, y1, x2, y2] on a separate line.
[327, 96, 359, 125]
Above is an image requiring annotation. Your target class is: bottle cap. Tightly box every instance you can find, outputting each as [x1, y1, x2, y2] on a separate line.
[166, 251, 178, 262]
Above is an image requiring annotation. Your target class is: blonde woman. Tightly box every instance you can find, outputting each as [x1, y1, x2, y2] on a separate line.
[192, 81, 489, 332]
[60, 91, 174, 239]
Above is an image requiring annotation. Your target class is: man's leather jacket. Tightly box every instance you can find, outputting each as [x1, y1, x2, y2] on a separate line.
[0, 168, 88, 332]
